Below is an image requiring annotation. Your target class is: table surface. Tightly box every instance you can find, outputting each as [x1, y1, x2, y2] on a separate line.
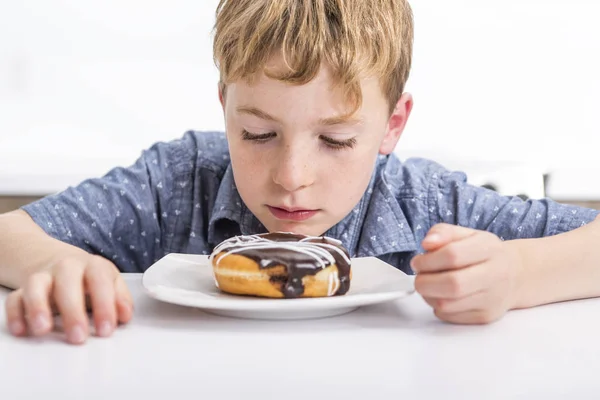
[1, 274, 600, 400]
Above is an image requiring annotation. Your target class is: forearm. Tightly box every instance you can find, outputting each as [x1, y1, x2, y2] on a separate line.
[0, 210, 87, 289]
[509, 216, 600, 309]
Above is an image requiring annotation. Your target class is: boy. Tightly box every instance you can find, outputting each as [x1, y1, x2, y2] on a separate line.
[2, 0, 600, 345]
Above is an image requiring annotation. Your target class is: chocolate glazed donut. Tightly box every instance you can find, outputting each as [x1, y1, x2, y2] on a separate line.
[209, 232, 352, 298]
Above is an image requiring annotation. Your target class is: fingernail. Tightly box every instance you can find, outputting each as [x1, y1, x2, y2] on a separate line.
[410, 258, 418, 273]
[97, 321, 112, 337]
[9, 320, 25, 335]
[425, 233, 441, 243]
[32, 314, 50, 334]
[68, 325, 86, 344]
[122, 300, 132, 312]
[120, 299, 133, 315]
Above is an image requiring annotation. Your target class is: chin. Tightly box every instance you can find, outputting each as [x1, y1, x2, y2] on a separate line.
[266, 221, 326, 237]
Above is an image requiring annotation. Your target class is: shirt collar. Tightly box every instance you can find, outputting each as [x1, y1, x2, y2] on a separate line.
[208, 156, 418, 257]
[207, 164, 267, 246]
[323, 155, 418, 257]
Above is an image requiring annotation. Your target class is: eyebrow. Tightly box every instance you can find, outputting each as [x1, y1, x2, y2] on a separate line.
[236, 106, 362, 126]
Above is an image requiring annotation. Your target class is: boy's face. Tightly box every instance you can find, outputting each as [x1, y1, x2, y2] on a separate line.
[221, 59, 412, 237]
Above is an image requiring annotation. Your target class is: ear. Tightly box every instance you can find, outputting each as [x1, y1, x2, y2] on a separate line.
[218, 84, 225, 109]
[379, 93, 413, 155]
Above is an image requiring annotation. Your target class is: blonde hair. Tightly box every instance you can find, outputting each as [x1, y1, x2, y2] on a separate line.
[213, 0, 414, 117]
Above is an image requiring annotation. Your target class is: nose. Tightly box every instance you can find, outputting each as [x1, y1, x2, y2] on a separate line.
[272, 142, 315, 192]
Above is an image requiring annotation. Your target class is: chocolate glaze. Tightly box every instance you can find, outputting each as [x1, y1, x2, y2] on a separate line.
[210, 232, 351, 298]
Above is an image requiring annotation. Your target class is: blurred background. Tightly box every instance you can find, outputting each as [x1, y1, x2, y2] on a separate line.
[1, 0, 599, 212]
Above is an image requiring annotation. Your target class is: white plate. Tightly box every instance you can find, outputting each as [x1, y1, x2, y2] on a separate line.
[142, 253, 415, 320]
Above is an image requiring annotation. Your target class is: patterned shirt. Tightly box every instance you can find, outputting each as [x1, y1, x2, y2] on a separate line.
[21, 130, 600, 275]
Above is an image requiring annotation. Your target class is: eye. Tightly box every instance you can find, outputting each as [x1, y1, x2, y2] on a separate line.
[320, 135, 357, 150]
[241, 129, 276, 143]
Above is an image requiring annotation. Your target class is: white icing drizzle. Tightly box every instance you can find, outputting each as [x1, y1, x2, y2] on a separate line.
[209, 233, 351, 269]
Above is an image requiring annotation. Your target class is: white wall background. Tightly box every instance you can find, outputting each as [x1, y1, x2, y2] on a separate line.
[0, 1, 598, 197]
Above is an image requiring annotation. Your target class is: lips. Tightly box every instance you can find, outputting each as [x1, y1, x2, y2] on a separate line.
[267, 205, 319, 222]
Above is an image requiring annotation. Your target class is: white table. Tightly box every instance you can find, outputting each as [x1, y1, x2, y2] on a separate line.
[1, 274, 599, 400]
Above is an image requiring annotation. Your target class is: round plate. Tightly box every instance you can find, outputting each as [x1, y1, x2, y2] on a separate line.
[142, 253, 414, 320]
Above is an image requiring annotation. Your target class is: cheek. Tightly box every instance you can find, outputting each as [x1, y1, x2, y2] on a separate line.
[322, 152, 375, 200]
[229, 139, 261, 172]
[228, 142, 270, 201]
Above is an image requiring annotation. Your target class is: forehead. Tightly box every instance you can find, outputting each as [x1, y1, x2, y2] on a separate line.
[226, 62, 387, 123]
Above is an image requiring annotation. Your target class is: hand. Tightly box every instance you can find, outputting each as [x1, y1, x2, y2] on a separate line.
[4, 255, 133, 344]
[410, 223, 523, 324]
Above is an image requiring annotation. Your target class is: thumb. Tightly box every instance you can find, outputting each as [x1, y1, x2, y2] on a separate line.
[422, 223, 477, 251]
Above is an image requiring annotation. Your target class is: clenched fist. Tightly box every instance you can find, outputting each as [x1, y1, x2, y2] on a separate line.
[411, 223, 524, 324]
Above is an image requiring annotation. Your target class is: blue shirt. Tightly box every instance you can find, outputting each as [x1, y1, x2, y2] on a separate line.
[21, 130, 600, 275]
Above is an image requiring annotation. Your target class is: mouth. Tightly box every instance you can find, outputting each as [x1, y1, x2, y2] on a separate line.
[267, 205, 319, 222]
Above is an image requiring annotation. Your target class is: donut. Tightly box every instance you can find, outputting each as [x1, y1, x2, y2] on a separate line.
[208, 232, 352, 298]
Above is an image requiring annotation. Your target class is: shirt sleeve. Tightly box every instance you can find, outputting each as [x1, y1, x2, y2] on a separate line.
[429, 168, 600, 240]
[21, 132, 196, 272]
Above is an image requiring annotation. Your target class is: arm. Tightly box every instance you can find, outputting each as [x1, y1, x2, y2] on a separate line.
[0, 210, 87, 289]
[1, 208, 132, 344]
[432, 167, 600, 308]
[410, 163, 600, 324]
[1, 131, 203, 343]
[0, 132, 178, 288]
[508, 215, 600, 309]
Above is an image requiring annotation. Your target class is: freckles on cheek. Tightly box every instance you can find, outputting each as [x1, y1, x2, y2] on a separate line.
[233, 149, 263, 181]
[327, 165, 356, 198]
[345, 160, 373, 194]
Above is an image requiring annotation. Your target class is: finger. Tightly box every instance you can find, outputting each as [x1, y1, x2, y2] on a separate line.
[84, 256, 117, 337]
[420, 294, 438, 309]
[53, 261, 89, 344]
[426, 290, 489, 314]
[5, 290, 27, 336]
[434, 308, 505, 325]
[414, 261, 497, 299]
[21, 272, 54, 336]
[421, 223, 477, 252]
[412, 230, 501, 273]
[115, 275, 134, 325]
